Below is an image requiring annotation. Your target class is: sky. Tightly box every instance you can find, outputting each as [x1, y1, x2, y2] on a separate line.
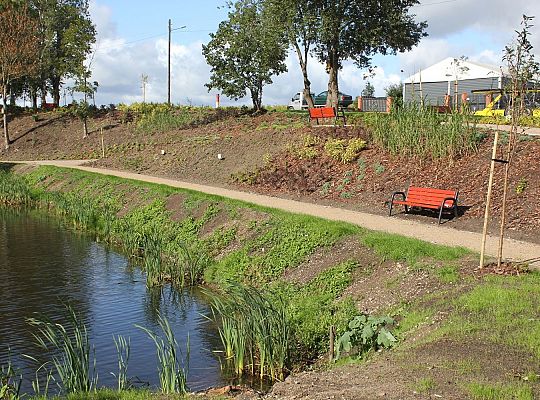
[79, 0, 540, 107]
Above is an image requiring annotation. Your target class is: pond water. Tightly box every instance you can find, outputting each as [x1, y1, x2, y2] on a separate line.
[0, 208, 225, 394]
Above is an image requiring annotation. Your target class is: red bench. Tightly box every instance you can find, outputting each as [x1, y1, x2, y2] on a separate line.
[389, 186, 459, 224]
[309, 106, 346, 126]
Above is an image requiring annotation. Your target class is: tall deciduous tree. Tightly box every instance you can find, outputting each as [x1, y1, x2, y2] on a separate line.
[313, 0, 426, 108]
[30, 0, 95, 106]
[202, 0, 288, 111]
[0, 2, 39, 149]
[266, 0, 320, 108]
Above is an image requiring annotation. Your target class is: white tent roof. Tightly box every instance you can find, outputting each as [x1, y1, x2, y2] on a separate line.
[404, 57, 506, 84]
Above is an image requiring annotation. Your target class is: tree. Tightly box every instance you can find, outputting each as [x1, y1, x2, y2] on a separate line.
[202, 0, 288, 110]
[385, 82, 403, 106]
[29, 0, 96, 106]
[265, 0, 320, 108]
[480, 15, 539, 268]
[361, 82, 375, 97]
[0, 2, 39, 149]
[311, 0, 426, 108]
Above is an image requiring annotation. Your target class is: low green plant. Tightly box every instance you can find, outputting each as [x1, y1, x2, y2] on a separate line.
[335, 314, 397, 359]
[374, 162, 385, 174]
[436, 265, 460, 283]
[136, 314, 189, 394]
[413, 377, 435, 394]
[320, 181, 332, 195]
[362, 231, 469, 264]
[324, 138, 366, 163]
[467, 381, 534, 400]
[26, 303, 97, 394]
[515, 178, 528, 195]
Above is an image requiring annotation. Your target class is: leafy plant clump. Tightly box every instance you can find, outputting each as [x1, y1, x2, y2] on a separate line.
[324, 138, 367, 163]
[335, 314, 397, 359]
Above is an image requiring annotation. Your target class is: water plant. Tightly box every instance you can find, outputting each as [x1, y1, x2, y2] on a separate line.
[26, 303, 97, 394]
[0, 353, 22, 400]
[136, 315, 189, 394]
[206, 283, 290, 381]
[112, 335, 131, 391]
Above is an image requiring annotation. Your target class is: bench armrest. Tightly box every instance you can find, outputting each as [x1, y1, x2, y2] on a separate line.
[440, 197, 457, 208]
[391, 191, 406, 202]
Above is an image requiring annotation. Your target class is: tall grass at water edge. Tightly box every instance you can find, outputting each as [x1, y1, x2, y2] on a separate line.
[369, 105, 483, 159]
[136, 314, 189, 395]
[206, 283, 290, 381]
[26, 303, 97, 394]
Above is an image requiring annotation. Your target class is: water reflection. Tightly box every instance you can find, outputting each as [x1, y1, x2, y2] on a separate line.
[0, 208, 224, 394]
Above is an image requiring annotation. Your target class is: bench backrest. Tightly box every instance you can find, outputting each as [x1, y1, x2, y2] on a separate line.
[309, 107, 336, 119]
[407, 186, 457, 208]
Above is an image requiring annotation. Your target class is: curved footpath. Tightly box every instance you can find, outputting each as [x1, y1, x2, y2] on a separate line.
[8, 159, 540, 267]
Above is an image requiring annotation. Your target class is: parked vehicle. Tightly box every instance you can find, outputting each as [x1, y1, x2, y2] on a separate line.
[314, 91, 354, 108]
[287, 91, 314, 110]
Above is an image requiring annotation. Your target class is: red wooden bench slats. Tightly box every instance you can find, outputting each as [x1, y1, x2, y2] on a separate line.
[308, 106, 346, 126]
[389, 186, 459, 224]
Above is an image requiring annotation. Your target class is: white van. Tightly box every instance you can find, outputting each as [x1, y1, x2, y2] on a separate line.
[287, 91, 314, 110]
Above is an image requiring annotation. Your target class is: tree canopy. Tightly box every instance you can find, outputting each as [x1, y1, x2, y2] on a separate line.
[0, 1, 39, 149]
[268, 0, 427, 108]
[202, 0, 288, 110]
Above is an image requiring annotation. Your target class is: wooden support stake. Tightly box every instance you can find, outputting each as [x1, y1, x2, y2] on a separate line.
[100, 127, 105, 158]
[329, 325, 335, 363]
[479, 130, 500, 268]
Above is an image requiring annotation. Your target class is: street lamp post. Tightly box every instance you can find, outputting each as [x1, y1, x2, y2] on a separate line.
[168, 20, 186, 105]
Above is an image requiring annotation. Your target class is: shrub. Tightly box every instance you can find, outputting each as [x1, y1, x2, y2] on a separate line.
[324, 138, 367, 163]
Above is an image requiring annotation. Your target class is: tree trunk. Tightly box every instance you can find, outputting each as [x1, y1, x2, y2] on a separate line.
[2, 86, 10, 150]
[292, 41, 314, 109]
[51, 75, 61, 106]
[83, 117, 88, 138]
[326, 47, 339, 109]
[31, 90, 38, 110]
[250, 83, 263, 111]
[9, 90, 15, 107]
[40, 83, 46, 107]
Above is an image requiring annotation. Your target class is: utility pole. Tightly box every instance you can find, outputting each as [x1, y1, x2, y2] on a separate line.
[167, 20, 186, 105]
[141, 74, 148, 103]
[168, 19, 171, 105]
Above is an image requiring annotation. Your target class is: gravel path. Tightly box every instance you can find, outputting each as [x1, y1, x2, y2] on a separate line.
[10, 159, 540, 267]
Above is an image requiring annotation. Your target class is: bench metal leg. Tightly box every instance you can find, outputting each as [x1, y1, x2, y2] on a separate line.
[389, 201, 394, 216]
[438, 207, 444, 224]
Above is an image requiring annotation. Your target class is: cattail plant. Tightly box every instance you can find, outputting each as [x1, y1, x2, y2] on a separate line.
[26, 303, 97, 394]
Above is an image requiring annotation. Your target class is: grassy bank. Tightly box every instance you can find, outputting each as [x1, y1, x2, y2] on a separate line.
[2, 164, 538, 399]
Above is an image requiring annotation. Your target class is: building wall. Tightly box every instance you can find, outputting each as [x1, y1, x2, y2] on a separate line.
[404, 77, 505, 111]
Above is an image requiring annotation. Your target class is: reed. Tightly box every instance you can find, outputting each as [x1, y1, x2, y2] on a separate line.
[0, 171, 33, 207]
[1, 352, 22, 400]
[112, 335, 131, 391]
[207, 283, 290, 381]
[369, 105, 481, 159]
[26, 303, 97, 394]
[136, 314, 189, 394]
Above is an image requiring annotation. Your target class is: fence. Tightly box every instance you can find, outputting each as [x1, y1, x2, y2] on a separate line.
[358, 97, 391, 112]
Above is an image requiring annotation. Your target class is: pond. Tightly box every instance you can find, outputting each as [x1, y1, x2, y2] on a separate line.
[0, 208, 225, 394]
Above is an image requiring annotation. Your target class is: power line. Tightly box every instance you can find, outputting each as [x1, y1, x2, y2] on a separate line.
[91, 29, 214, 53]
[413, 0, 461, 7]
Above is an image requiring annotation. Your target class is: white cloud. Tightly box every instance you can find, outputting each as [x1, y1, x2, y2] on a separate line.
[85, 0, 540, 106]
